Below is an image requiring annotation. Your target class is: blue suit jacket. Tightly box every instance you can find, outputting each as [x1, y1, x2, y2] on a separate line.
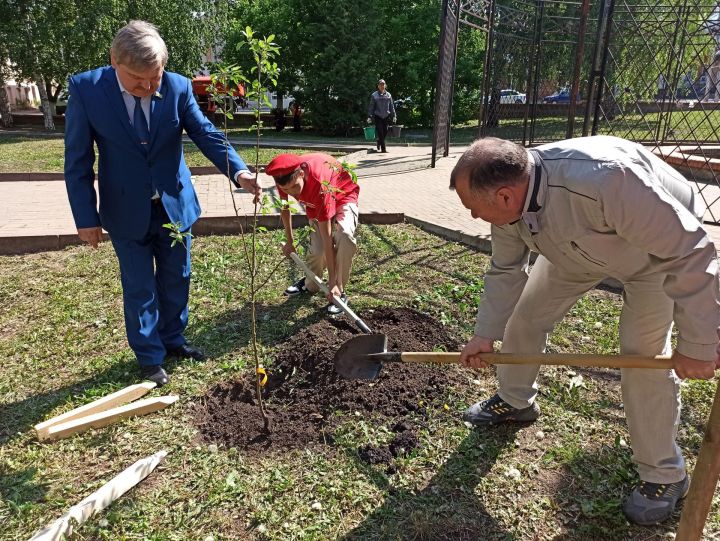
[64, 66, 248, 239]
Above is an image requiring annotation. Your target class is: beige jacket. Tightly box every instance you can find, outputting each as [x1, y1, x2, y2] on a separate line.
[475, 136, 720, 361]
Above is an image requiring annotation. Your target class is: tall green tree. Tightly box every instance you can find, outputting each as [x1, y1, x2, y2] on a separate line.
[376, 0, 444, 126]
[125, 0, 231, 77]
[226, 0, 445, 133]
[0, 0, 14, 127]
[3, 0, 229, 129]
[225, 0, 294, 108]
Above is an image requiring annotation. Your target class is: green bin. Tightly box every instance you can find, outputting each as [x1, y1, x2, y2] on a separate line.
[363, 126, 376, 141]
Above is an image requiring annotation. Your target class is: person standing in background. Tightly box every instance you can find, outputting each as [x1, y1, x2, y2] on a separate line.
[367, 79, 396, 153]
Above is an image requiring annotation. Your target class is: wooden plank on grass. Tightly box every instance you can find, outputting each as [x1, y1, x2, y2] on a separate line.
[34, 382, 156, 440]
[41, 395, 178, 442]
[29, 450, 168, 541]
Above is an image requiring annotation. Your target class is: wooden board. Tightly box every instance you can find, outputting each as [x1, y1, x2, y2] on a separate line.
[34, 382, 156, 440]
[41, 395, 178, 442]
[29, 450, 168, 540]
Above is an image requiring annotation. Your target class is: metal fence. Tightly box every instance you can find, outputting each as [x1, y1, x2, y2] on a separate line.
[432, 0, 462, 167]
[433, 0, 720, 222]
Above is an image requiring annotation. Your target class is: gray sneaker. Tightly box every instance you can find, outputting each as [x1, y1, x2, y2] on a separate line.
[622, 476, 689, 525]
[463, 393, 540, 426]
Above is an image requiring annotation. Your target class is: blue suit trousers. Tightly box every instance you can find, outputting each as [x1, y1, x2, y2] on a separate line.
[110, 202, 191, 366]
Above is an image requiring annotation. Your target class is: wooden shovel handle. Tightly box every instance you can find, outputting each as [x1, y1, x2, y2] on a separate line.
[397, 352, 674, 370]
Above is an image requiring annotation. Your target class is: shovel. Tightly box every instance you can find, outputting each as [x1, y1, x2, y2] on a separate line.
[334, 334, 675, 380]
[287, 250, 372, 333]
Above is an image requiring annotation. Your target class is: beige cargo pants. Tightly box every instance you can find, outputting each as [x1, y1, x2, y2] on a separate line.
[497, 255, 683, 484]
[304, 202, 359, 293]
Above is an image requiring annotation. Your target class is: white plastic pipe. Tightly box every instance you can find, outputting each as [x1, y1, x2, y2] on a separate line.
[28, 450, 168, 541]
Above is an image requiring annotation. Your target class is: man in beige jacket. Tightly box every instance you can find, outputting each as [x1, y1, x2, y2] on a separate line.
[451, 135, 719, 526]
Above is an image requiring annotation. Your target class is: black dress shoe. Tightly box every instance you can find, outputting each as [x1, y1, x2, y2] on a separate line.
[166, 343, 207, 362]
[141, 365, 169, 387]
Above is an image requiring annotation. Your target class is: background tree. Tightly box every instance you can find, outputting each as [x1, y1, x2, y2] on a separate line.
[3, 0, 230, 129]
[0, 1, 14, 127]
[378, 0, 444, 127]
[226, 0, 447, 133]
[125, 0, 231, 77]
[225, 0, 294, 110]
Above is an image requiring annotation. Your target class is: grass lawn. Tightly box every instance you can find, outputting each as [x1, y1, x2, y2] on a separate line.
[1, 224, 717, 540]
[4, 106, 719, 174]
[0, 133, 341, 173]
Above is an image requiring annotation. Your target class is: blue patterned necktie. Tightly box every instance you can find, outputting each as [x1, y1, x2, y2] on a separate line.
[133, 96, 150, 152]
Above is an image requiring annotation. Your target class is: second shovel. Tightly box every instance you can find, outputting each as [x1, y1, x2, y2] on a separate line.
[287, 251, 372, 333]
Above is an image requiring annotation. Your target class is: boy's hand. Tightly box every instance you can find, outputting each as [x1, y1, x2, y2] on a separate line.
[282, 242, 296, 258]
[327, 284, 342, 303]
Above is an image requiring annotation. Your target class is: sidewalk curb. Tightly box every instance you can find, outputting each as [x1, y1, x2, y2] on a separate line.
[405, 216, 492, 254]
[0, 212, 405, 255]
[405, 216, 624, 289]
[0, 165, 265, 182]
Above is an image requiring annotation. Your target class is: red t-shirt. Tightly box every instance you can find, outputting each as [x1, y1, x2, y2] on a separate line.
[277, 153, 360, 221]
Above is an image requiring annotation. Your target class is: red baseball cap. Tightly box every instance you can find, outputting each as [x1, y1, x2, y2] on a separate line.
[265, 154, 306, 178]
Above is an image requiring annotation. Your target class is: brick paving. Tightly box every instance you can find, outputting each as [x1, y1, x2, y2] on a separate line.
[2, 143, 720, 255]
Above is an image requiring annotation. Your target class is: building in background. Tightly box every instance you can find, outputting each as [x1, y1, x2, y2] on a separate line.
[3, 60, 40, 111]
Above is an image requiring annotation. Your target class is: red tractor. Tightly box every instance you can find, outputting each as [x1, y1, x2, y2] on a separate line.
[191, 76, 247, 114]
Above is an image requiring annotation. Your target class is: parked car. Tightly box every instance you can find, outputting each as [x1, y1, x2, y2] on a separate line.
[543, 88, 581, 104]
[499, 89, 526, 104]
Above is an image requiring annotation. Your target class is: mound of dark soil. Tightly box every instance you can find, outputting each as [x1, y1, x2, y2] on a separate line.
[194, 307, 468, 455]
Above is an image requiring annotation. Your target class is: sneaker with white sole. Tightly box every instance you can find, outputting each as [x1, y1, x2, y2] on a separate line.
[622, 476, 689, 525]
[327, 293, 348, 315]
[284, 277, 308, 297]
[463, 393, 541, 427]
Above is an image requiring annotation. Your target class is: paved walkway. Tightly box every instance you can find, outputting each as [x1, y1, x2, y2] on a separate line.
[2, 143, 720, 255]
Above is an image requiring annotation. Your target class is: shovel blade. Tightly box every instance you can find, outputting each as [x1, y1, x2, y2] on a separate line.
[334, 334, 388, 380]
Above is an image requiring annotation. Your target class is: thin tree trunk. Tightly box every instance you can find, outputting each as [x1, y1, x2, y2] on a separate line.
[34, 73, 54, 131]
[0, 71, 13, 128]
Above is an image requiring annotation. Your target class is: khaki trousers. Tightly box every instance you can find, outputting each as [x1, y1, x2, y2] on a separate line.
[497, 255, 684, 484]
[304, 203, 359, 293]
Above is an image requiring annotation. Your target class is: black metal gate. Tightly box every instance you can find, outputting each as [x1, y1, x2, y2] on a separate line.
[432, 0, 720, 222]
[431, 0, 462, 167]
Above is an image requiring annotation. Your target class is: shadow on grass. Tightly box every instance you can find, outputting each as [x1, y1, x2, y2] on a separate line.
[0, 356, 140, 445]
[185, 295, 329, 361]
[354, 225, 479, 286]
[0, 292, 328, 446]
[0, 465, 48, 508]
[339, 425, 522, 541]
[547, 448, 681, 540]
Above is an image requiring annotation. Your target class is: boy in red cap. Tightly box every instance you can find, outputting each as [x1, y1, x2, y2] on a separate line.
[266, 152, 360, 314]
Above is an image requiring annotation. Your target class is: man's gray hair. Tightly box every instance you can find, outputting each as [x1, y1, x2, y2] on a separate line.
[450, 137, 530, 193]
[111, 20, 168, 70]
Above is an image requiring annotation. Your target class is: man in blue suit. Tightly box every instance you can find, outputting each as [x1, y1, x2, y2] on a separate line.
[64, 20, 261, 386]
